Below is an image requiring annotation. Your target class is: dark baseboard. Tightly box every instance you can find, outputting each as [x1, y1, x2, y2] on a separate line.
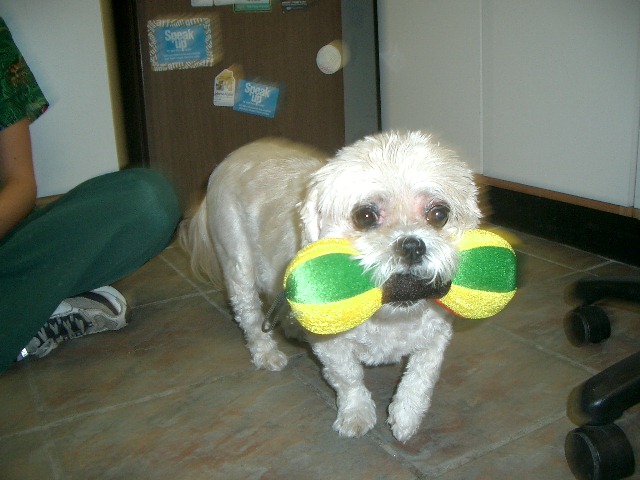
[487, 186, 640, 267]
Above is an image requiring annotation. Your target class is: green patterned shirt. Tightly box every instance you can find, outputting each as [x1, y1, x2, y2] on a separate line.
[0, 17, 48, 131]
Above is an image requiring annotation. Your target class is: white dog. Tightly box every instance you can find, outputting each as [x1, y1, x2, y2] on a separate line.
[179, 131, 480, 442]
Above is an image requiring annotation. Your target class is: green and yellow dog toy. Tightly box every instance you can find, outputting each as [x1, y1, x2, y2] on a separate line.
[283, 229, 517, 335]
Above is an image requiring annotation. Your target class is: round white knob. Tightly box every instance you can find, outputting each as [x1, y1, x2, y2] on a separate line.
[316, 41, 345, 75]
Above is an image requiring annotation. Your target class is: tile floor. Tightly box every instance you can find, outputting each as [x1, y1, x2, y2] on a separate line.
[1, 225, 640, 479]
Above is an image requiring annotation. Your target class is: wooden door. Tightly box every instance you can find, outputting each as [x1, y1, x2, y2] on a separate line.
[114, 0, 344, 210]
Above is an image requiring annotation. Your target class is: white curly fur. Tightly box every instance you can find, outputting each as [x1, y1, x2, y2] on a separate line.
[179, 131, 481, 441]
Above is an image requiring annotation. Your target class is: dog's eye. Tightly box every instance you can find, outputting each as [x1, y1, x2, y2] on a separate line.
[425, 204, 450, 228]
[352, 204, 380, 230]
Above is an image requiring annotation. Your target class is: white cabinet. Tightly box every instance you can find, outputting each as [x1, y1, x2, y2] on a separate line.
[637, 138, 640, 209]
[378, 0, 640, 210]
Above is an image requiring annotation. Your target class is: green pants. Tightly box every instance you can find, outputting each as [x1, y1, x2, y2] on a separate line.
[0, 168, 180, 373]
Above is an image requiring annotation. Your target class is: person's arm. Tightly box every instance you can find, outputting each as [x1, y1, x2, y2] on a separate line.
[0, 117, 36, 239]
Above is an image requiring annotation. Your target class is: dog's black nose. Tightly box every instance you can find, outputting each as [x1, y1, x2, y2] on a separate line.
[395, 236, 427, 264]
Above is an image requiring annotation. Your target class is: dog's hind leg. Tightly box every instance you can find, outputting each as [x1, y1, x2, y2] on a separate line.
[207, 188, 289, 371]
[225, 266, 288, 372]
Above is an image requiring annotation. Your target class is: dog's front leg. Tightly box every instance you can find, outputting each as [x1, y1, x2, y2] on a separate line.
[313, 341, 376, 438]
[388, 320, 452, 442]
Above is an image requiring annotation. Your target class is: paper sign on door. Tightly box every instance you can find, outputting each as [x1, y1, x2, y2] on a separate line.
[233, 80, 280, 118]
[214, 69, 239, 107]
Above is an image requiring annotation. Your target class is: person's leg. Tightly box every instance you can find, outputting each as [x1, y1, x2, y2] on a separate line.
[0, 168, 180, 372]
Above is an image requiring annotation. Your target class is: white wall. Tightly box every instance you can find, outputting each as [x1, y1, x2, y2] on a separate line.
[378, 0, 640, 208]
[0, 0, 121, 197]
[378, 0, 483, 172]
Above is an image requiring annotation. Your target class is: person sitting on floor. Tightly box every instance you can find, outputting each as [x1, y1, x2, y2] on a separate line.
[0, 17, 181, 373]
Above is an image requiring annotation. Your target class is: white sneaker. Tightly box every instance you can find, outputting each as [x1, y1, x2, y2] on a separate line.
[17, 286, 129, 360]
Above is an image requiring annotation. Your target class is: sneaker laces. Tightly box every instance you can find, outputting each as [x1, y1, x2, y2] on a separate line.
[35, 311, 91, 343]
[17, 286, 128, 361]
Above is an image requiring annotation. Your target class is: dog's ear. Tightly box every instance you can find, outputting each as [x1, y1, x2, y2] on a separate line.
[299, 182, 322, 243]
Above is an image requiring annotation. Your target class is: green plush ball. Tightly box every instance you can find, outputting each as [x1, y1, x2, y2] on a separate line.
[283, 238, 382, 334]
[435, 229, 517, 319]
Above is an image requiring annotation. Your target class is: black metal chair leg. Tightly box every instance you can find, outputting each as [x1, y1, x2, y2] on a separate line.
[573, 278, 640, 305]
[567, 351, 640, 426]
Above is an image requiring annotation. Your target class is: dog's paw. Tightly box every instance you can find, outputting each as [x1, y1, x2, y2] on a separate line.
[387, 401, 423, 442]
[253, 348, 288, 371]
[248, 337, 288, 371]
[333, 402, 377, 438]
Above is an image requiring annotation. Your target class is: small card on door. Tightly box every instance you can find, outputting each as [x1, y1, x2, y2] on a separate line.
[214, 67, 241, 107]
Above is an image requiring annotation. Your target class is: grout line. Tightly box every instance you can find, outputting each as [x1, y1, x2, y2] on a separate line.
[289, 360, 428, 479]
[0, 369, 258, 443]
[159, 253, 234, 320]
[368, 432, 429, 479]
[130, 290, 213, 309]
[585, 260, 615, 271]
[23, 368, 65, 479]
[427, 410, 568, 477]
[159, 252, 224, 297]
[159, 249, 290, 325]
[290, 362, 335, 411]
[488, 323, 599, 376]
[514, 248, 612, 275]
[201, 293, 235, 322]
[0, 386, 187, 441]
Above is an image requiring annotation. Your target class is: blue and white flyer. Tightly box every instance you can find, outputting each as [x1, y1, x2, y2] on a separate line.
[148, 17, 221, 71]
[233, 80, 280, 118]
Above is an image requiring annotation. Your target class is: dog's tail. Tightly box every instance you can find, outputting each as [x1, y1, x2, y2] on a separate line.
[178, 199, 223, 287]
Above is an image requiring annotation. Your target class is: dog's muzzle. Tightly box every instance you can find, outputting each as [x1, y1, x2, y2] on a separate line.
[381, 274, 451, 305]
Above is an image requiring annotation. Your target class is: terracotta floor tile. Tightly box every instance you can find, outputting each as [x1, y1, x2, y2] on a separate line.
[0, 364, 46, 436]
[46, 370, 417, 480]
[434, 416, 577, 479]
